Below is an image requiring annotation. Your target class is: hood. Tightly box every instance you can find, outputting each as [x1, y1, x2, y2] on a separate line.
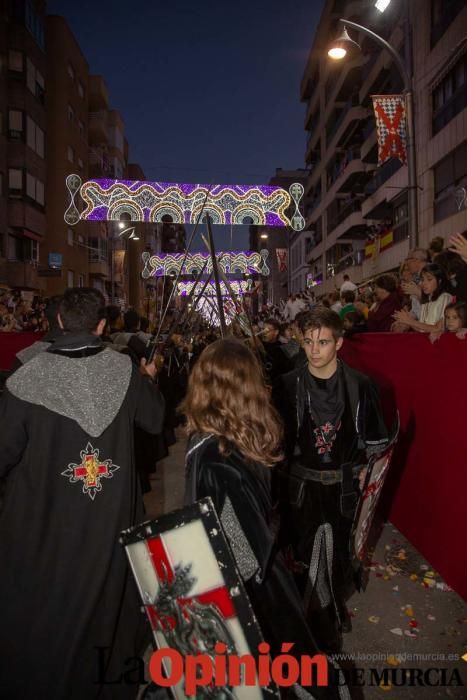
[6, 347, 132, 437]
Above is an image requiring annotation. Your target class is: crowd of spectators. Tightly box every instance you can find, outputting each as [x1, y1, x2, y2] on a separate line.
[0, 290, 50, 333]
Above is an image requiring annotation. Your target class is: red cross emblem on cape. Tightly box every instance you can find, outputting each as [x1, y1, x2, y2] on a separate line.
[371, 94, 407, 166]
[61, 442, 120, 500]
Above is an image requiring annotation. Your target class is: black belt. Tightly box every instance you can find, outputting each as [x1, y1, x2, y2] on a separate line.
[290, 462, 364, 485]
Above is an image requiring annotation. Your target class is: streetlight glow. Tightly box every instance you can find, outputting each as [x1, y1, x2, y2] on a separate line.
[328, 46, 347, 60]
[118, 222, 125, 229]
[327, 26, 360, 61]
[375, 0, 391, 12]
[260, 233, 268, 239]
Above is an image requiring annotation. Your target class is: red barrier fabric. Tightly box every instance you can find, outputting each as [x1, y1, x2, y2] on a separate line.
[0, 332, 44, 370]
[339, 333, 467, 600]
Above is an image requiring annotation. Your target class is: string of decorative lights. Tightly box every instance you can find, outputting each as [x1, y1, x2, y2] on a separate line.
[141, 250, 269, 278]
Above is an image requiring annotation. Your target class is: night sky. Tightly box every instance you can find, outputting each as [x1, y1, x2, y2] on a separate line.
[47, 0, 324, 249]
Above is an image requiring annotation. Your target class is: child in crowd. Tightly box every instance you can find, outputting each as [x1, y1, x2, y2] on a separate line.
[393, 263, 452, 333]
[444, 302, 467, 338]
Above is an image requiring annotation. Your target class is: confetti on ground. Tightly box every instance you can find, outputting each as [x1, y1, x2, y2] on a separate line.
[387, 655, 400, 667]
[436, 582, 453, 592]
[425, 570, 435, 578]
[390, 628, 403, 636]
[380, 679, 393, 690]
[404, 630, 418, 638]
[368, 616, 380, 624]
[410, 574, 418, 581]
[404, 605, 414, 617]
[422, 577, 436, 588]
[392, 585, 399, 591]
[427, 614, 436, 621]
[420, 564, 429, 571]
[409, 619, 418, 628]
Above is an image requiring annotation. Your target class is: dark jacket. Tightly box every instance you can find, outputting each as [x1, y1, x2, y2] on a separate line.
[367, 292, 402, 332]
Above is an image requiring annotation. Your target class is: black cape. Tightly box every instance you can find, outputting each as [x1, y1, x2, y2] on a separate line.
[184, 434, 346, 699]
[0, 334, 165, 700]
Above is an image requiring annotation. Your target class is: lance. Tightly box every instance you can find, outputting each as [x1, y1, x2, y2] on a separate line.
[148, 185, 213, 362]
[201, 233, 263, 355]
[205, 215, 227, 337]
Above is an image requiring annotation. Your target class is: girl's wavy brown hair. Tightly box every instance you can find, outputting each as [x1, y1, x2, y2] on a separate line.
[180, 339, 283, 466]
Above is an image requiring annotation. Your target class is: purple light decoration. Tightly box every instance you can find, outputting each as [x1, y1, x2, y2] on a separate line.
[78, 179, 292, 228]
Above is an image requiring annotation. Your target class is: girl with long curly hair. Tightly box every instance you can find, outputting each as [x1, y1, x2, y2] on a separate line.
[181, 339, 345, 699]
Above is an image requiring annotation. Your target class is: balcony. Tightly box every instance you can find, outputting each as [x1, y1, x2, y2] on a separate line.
[364, 158, 403, 198]
[327, 198, 362, 233]
[88, 111, 108, 145]
[89, 260, 110, 277]
[5, 260, 39, 289]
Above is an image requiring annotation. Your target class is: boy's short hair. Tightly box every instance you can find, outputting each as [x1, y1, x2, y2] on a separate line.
[298, 306, 343, 341]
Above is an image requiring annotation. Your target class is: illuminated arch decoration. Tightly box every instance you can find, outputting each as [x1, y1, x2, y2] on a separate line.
[65, 176, 299, 228]
[177, 280, 251, 297]
[141, 250, 269, 279]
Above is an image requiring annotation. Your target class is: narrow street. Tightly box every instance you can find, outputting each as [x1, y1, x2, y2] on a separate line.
[144, 431, 467, 699]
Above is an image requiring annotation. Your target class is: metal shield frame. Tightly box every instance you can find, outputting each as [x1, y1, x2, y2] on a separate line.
[351, 417, 400, 562]
[120, 498, 279, 700]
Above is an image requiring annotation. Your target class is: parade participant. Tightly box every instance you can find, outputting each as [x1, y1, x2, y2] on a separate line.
[261, 317, 293, 383]
[278, 307, 388, 653]
[0, 287, 165, 700]
[182, 339, 347, 699]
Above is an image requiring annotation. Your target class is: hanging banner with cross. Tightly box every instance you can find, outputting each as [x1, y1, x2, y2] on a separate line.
[371, 95, 407, 167]
[275, 248, 288, 273]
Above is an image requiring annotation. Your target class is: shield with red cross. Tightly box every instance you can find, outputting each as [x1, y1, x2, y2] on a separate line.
[61, 442, 120, 500]
[352, 415, 400, 562]
[371, 95, 407, 166]
[120, 498, 279, 700]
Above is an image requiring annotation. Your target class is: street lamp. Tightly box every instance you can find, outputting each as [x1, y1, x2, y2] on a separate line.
[328, 18, 418, 247]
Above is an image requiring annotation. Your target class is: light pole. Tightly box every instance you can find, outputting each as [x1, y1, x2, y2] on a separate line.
[328, 18, 418, 248]
[110, 223, 139, 305]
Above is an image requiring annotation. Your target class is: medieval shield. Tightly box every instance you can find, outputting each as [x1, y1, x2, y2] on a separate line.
[120, 498, 279, 700]
[352, 416, 400, 562]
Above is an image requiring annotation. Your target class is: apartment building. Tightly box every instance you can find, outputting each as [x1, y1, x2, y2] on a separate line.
[301, 0, 467, 295]
[0, 0, 47, 292]
[44, 14, 89, 294]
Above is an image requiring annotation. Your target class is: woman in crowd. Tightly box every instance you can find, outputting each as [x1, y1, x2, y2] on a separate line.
[435, 250, 467, 304]
[393, 263, 452, 333]
[366, 274, 402, 332]
[182, 338, 346, 699]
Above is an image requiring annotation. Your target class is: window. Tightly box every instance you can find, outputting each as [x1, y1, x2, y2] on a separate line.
[432, 54, 467, 134]
[8, 110, 24, 141]
[78, 81, 84, 98]
[8, 50, 23, 72]
[67, 146, 74, 163]
[67, 270, 74, 287]
[68, 63, 75, 81]
[8, 236, 39, 262]
[78, 157, 84, 170]
[25, 173, 45, 206]
[433, 141, 467, 222]
[68, 105, 74, 122]
[78, 234, 84, 245]
[26, 59, 45, 102]
[431, 0, 464, 47]
[27, 117, 44, 157]
[78, 119, 85, 137]
[67, 229, 74, 246]
[78, 274, 85, 287]
[8, 169, 23, 195]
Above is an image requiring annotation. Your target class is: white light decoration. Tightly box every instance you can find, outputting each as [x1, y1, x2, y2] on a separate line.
[177, 280, 251, 297]
[141, 250, 270, 278]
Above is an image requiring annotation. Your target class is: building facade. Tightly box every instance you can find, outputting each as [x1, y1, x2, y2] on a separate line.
[300, 0, 467, 296]
[0, 0, 47, 293]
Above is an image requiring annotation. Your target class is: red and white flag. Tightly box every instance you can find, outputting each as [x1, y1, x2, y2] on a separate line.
[371, 95, 407, 166]
[275, 248, 288, 272]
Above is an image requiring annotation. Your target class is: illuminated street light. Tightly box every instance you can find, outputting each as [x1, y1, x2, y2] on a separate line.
[260, 233, 268, 240]
[327, 18, 418, 247]
[375, 0, 392, 12]
[327, 26, 360, 60]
